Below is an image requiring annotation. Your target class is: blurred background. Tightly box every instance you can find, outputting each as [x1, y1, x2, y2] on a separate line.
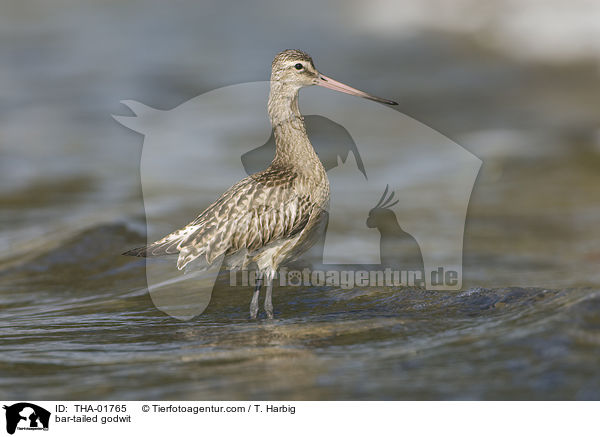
[1, 0, 599, 400]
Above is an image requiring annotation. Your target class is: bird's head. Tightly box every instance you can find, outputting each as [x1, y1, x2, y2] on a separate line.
[271, 49, 397, 105]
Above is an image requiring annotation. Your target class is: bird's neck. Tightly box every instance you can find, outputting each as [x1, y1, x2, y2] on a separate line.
[268, 81, 302, 128]
[267, 82, 323, 172]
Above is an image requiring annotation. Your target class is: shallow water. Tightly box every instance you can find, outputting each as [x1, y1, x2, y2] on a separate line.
[2, 0, 600, 400]
[1, 222, 599, 400]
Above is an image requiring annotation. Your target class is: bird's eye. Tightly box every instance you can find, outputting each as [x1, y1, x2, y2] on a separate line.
[294, 63, 304, 70]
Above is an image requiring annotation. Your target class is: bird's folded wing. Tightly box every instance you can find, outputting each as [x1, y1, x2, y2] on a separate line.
[132, 169, 319, 270]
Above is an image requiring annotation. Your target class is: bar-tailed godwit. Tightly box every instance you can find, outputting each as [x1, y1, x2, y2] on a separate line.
[125, 49, 397, 319]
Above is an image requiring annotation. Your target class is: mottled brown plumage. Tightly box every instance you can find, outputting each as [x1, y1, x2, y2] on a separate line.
[124, 49, 396, 318]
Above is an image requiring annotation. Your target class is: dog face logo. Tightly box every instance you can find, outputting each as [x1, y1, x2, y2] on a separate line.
[3, 403, 50, 435]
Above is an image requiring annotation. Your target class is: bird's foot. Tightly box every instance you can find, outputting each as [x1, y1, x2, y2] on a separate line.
[249, 305, 259, 320]
[264, 301, 274, 319]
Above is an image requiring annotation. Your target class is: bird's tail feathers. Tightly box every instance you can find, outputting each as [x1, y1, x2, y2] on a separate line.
[122, 225, 203, 258]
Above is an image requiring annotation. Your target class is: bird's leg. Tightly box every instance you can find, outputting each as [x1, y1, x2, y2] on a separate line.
[250, 273, 262, 319]
[264, 277, 274, 319]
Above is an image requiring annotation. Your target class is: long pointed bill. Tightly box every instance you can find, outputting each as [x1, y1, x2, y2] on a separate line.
[316, 74, 398, 105]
